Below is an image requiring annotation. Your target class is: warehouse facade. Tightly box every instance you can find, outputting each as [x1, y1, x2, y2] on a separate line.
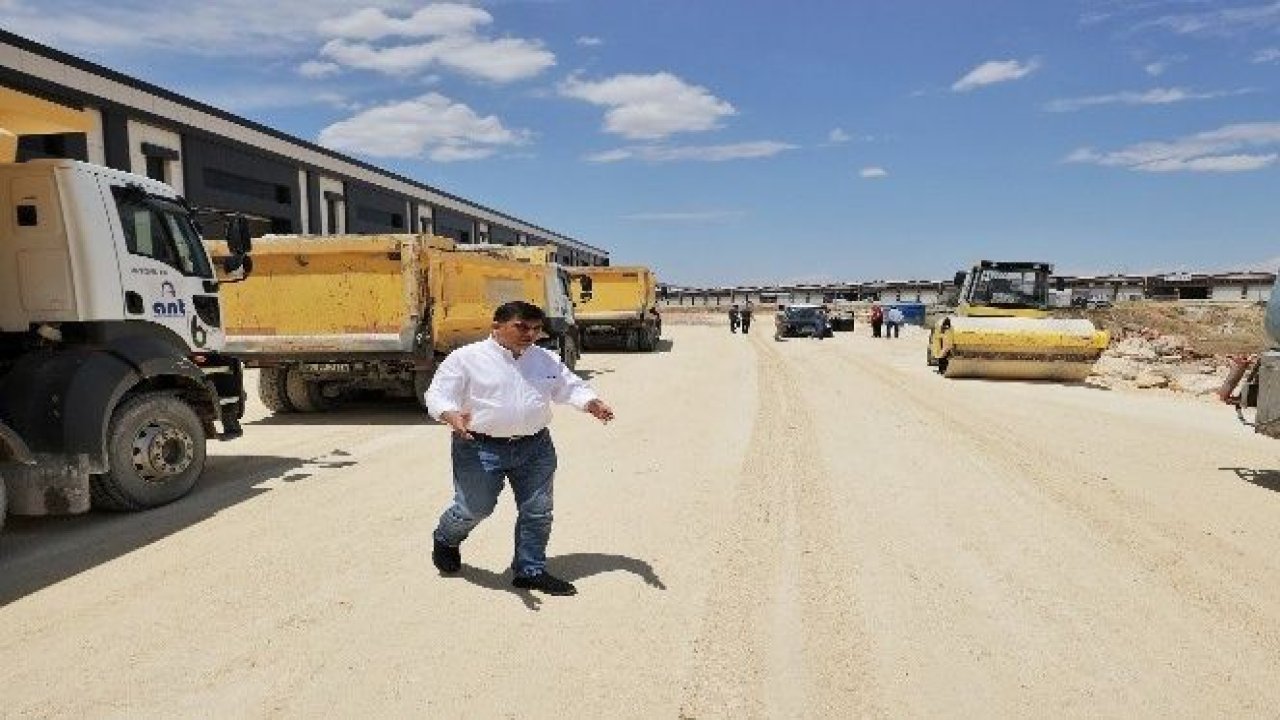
[0, 30, 607, 266]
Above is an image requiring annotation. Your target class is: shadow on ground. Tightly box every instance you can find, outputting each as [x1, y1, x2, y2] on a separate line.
[581, 338, 675, 355]
[0, 453, 315, 606]
[439, 552, 665, 611]
[248, 400, 442, 427]
[1221, 467, 1280, 493]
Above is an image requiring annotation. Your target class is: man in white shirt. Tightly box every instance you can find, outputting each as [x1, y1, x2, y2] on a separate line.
[885, 306, 905, 338]
[425, 301, 615, 596]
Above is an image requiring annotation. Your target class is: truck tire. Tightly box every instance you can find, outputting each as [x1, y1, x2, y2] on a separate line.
[560, 334, 578, 371]
[413, 369, 434, 410]
[625, 328, 640, 352]
[638, 326, 656, 352]
[258, 366, 295, 413]
[285, 369, 327, 412]
[90, 392, 207, 511]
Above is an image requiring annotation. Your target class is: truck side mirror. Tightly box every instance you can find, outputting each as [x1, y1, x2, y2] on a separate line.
[226, 215, 253, 255]
[953, 271, 967, 287]
[221, 253, 254, 283]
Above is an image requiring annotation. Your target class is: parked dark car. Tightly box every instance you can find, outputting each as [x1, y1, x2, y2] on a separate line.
[775, 303, 832, 339]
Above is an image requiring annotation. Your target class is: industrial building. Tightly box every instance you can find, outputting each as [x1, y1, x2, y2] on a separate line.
[0, 29, 607, 266]
[662, 270, 1277, 307]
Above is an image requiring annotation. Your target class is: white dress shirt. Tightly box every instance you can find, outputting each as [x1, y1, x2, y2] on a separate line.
[425, 336, 598, 437]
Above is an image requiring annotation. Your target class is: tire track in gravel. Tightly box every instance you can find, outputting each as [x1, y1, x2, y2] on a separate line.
[678, 334, 882, 719]
[825, 342, 1280, 660]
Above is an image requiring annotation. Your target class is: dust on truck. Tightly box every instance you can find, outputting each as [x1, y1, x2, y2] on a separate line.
[0, 159, 249, 532]
[216, 234, 577, 413]
[568, 266, 662, 351]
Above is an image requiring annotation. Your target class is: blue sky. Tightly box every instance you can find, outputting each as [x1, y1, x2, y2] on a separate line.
[4, 0, 1278, 285]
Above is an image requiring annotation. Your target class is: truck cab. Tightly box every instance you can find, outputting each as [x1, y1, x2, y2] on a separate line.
[0, 159, 249, 529]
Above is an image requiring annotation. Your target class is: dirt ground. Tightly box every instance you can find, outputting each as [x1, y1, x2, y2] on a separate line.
[4, 322, 1280, 718]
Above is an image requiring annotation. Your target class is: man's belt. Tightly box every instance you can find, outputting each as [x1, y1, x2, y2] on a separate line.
[468, 428, 548, 443]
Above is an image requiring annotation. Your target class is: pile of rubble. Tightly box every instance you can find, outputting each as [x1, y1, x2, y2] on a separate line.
[1089, 329, 1230, 396]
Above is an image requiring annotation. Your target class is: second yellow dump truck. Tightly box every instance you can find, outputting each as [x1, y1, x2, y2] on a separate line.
[569, 266, 662, 351]
[215, 233, 578, 413]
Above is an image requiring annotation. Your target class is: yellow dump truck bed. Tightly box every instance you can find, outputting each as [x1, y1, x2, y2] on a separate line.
[571, 266, 657, 322]
[215, 234, 547, 357]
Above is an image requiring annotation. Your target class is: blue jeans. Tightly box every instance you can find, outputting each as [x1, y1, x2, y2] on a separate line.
[433, 429, 558, 577]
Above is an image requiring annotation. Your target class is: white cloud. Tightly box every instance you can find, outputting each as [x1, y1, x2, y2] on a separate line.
[622, 210, 743, 222]
[860, 167, 888, 179]
[318, 31, 550, 82]
[319, 35, 554, 82]
[585, 141, 796, 163]
[560, 73, 735, 140]
[1065, 121, 1280, 173]
[951, 58, 1041, 92]
[317, 92, 529, 162]
[0, 0, 386, 55]
[1, 2, 557, 81]
[576, 36, 604, 47]
[298, 60, 341, 78]
[1255, 47, 1280, 63]
[1147, 2, 1280, 37]
[828, 128, 852, 143]
[309, 5, 554, 83]
[1144, 61, 1168, 76]
[1045, 87, 1251, 112]
[317, 4, 490, 40]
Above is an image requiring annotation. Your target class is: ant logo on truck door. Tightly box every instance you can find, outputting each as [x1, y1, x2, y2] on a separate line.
[153, 281, 187, 318]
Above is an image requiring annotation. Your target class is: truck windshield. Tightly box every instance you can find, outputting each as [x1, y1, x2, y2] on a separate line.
[785, 307, 820, 320]
[113, 188, 213, 279]
[969, 269, 1046, 308]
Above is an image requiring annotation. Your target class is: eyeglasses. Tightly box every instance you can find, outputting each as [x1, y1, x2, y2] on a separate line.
[508, 321, 544, 334]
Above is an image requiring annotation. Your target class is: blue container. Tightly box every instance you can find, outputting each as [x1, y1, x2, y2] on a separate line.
[885, 302, 926, 325]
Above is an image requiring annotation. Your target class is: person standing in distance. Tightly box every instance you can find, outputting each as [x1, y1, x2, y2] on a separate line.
[740, 301, 754, 334]
[426, 301, 615, 596]
[885, 305, 905, 338]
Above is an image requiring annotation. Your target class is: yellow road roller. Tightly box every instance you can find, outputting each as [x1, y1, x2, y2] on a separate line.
[927, 261, 1109, 381]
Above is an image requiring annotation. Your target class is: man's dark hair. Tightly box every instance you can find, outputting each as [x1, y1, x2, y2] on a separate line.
[493, 300, 546, 323]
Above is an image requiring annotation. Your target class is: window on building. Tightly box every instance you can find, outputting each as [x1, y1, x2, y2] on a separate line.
[326, 198, 341, 234]
[145, 155, 167, 182]
[355, 205, 404, 229]
[204, 168, 291, 205]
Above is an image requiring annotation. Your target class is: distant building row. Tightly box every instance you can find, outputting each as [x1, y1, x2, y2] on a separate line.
[0, 30, 607, 267]
[660, 270, 1278, 306]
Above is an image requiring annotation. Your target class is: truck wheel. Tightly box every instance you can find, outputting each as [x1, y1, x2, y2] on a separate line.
[90, 393, 206, 511]
[638, 327, 656, 352]
[626, 328, 640, 352]
[285, 369, 327, 412]
[413, 369, 434, 410]
[258, 367, 295, 413]
[560, 334, 578, 371]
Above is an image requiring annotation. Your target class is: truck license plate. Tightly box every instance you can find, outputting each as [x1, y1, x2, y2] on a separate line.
[302, 363, 350, 373]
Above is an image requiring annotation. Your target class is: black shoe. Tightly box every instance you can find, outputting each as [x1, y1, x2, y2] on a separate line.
[512, 571, 577, 596]
[432, 540, 461, 574]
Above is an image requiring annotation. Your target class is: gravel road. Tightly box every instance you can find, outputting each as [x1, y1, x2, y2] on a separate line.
[3, 323, 1280, 718]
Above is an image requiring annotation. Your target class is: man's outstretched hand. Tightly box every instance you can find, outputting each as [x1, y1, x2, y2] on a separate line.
[585, 399, 615, 424]
[441, 410, 474, 439]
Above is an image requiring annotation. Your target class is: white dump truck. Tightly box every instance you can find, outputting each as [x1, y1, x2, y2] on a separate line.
[0, 159, 250, 533]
